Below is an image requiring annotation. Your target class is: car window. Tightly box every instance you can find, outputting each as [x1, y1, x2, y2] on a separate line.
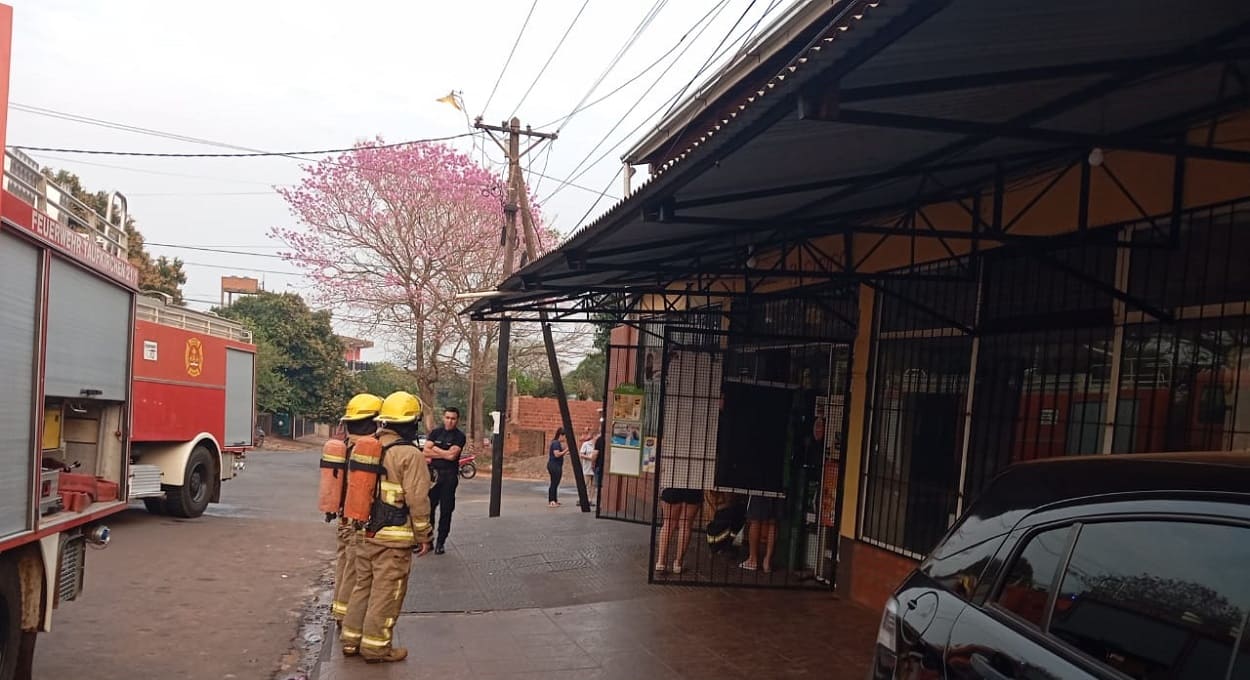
[1049, 520, 1250, 680]
[920, 535, 1008, 601]
[994, 526, 1072, 628]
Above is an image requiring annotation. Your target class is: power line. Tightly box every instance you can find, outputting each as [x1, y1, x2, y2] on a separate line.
[659, 0, 759, 122]
[177, 260, 302, 276]
[542, 0, 786, 205]
[535, 19, 697, 131]
[13, 102, 255, 151]
[14, 131, 482, 158]
[540, 0, 735, 203]
[656, 0, 766, 161]
[568, 165, 626, 234]
[127, 190, 276, 197]
[510, 0, 593, 118]
[554, 0, 670, 132]
[482, 0, 541, 116]
[26, 152, 278, 186]
[146, 242, 287, 259]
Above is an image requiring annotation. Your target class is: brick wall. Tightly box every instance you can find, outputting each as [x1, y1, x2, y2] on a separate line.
[504, 396, 603, 458]
[842, 539, 919, 612]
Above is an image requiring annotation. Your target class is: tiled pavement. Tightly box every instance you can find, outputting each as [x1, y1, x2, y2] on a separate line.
[315, 479, 878, 680]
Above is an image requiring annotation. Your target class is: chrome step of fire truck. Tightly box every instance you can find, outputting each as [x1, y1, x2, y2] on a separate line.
[129, 464, 163, 498]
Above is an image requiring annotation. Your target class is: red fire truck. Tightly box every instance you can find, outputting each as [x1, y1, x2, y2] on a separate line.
[0, 91, 136, 680]
[130, 294, 256, 517]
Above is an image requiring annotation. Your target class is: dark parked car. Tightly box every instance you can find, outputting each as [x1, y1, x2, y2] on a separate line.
[871, 452, 1250, 680]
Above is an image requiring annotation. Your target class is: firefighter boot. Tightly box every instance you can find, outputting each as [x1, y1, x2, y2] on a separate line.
[364, 647, 408, 664]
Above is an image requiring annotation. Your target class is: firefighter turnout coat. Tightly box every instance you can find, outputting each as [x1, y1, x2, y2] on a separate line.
[341, 430, 433, 659]
[366, 430, 433, 547]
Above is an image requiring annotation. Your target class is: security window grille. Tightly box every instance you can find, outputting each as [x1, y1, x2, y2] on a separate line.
[859, 197, 1250, 560]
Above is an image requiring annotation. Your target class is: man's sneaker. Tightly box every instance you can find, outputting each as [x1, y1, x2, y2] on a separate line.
[364, 647, 408, 664]
[434, 542, 446, 555]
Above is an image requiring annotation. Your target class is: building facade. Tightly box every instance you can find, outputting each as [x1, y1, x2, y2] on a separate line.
[470, 0, 1250, 609]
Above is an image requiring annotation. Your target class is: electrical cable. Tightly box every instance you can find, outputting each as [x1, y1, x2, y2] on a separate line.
[542, 0, 788, 205]
[553, 0, 670, 132]
[659, 0, 759, 122]
[510, 0, 593, 118]
[482, 0, 541, 116]
[146, 243, 288, 258]
[13, 131, 482, 158]
[540, 0, 735, 203]
[26, 152, 278, 185]
[176, 260, 301, 276]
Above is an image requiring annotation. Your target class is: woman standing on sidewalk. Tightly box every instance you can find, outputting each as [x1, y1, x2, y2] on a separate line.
[547, 428, 569, 507]
[578, 427, 597, 501]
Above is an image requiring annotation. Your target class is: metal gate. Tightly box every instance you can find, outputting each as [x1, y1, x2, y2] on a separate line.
[645, 292, 857, 589]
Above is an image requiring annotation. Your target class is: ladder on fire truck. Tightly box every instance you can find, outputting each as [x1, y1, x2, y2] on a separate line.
[3, 148, 130, 257]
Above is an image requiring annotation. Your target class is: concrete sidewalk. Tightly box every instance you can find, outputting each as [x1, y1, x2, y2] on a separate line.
[314, 480, 878, 680]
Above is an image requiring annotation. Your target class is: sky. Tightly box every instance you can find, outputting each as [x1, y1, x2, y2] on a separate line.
[8, 0, 801, 361]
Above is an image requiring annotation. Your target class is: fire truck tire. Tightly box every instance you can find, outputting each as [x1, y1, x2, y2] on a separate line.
[0, 557, 20, 680]
[165, 445, 216, 518]
[142, 498, 166, 515]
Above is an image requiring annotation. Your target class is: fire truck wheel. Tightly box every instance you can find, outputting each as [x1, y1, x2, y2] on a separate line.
[0, 557, 20, 680]
[166, 445, 216, 518]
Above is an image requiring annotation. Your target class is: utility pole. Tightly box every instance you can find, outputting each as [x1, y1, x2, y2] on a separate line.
[474, 117, 593, 516]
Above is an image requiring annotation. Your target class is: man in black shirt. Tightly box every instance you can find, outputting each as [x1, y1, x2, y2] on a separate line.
[424, 406, 467, 555]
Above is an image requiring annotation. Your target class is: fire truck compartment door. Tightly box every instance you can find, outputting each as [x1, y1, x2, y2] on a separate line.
[224, 348, 254, 446]
[45, 258, 130, 401]
[0, 233, 39, 537]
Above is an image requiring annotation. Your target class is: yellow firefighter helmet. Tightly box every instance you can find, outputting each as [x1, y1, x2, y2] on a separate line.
[342, 393, 384, 422]
[376, 391, 422, 424]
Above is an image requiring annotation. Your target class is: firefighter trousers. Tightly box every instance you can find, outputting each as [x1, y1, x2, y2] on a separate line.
[428, 473, 458, 544]
[340, 540, 412, 659]
[331, 522, 356, 620]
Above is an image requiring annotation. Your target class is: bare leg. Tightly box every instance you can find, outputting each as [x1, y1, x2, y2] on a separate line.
[674, 502, 698, 570]
[763, 521, 778, 572]
[742, 521, 761, 569]
[656, 501, 675, 571]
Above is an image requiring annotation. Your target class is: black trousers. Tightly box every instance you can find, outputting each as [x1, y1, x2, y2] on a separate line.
[547, 462, 563, 502]
[428, 470, 458, 543]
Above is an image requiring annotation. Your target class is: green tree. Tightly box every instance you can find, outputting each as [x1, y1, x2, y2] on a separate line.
[215, 292, 354, 421]
[357, 362, 419, 400]
[254, 338, 295, 414]
[45, 169, 188, 304]
[564, 350, 606, 401]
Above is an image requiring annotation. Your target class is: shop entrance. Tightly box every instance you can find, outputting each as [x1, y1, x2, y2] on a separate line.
[645, 294, 856, 589]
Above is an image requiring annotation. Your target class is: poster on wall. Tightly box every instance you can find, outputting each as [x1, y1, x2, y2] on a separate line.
[642, 437, 657, 474]
[609, 385, 644, 477]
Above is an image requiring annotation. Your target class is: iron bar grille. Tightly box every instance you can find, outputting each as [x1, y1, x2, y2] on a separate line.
[860, 197, 1250, 559]
[647, 293, 856, 589]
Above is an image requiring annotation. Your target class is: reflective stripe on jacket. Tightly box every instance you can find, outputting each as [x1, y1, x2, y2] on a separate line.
[365, 431, 433, 548]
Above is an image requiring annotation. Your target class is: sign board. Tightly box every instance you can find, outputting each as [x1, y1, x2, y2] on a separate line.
[608, 385, 644, 477]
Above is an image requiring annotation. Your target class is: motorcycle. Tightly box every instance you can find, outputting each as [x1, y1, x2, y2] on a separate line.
[458, 453, 477, 480]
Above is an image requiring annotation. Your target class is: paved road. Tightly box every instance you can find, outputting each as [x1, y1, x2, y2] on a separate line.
[31, 451, 589, 680]
[34, 449, 333, 680]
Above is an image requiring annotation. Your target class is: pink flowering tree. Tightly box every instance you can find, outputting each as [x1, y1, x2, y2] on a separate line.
[272, 139, 550, 436]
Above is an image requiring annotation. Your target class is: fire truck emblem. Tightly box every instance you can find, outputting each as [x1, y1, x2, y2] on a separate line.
[185, 338, 204, 378]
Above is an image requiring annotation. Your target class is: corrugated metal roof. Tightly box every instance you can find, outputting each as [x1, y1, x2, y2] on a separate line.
[471, 0, 1250, 318]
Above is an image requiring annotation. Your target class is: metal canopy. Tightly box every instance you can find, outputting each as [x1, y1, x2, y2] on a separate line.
[470, 0, 1250, 321]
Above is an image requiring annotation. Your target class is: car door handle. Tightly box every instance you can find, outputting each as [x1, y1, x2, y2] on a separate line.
[970, 653, 1013, 680]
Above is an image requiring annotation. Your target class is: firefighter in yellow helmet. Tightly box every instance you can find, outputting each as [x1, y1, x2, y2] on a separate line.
[340, 391, 433, 664]
[329, 393, 383, 624]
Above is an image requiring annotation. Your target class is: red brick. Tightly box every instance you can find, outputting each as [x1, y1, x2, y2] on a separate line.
[847, 541, 919, 612]
[504, 397, 603, 458]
